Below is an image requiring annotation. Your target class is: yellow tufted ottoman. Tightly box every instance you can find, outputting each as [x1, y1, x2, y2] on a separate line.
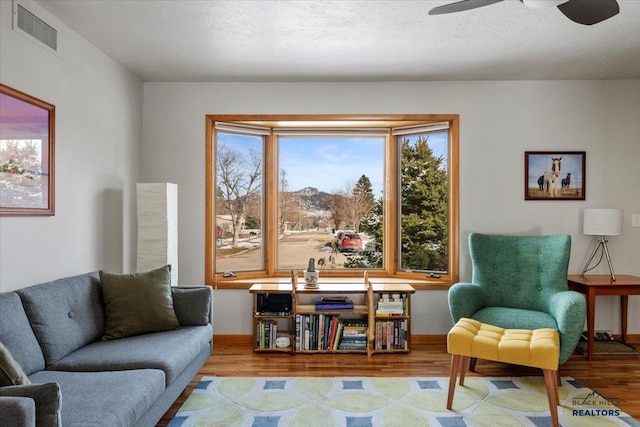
[447, 318, 560, 427]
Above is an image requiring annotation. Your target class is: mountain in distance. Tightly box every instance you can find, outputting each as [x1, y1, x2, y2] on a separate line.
[288, 187, 332, 212]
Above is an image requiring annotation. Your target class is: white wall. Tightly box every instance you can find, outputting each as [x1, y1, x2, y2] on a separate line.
[0, 0, 143, 292]
[142, 80, 640, 335]
[2, 1, 637, 336]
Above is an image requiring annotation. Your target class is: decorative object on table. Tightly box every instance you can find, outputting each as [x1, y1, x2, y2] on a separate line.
[524, 151, 585, 200]
[580, 208, 623, 281]
[303, 257, 318, 288]
[136, 183, 178, 285]
[169, 376, 634, 427]
[0, 84, 55, 216]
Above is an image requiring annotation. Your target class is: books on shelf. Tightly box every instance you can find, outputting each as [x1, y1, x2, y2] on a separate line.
[374, 319, 408, 350]
[256, 320, 279, 349]
[295, 314, 367, 351]
[337, 319, 367, 350]
[376, 293, 407, 316]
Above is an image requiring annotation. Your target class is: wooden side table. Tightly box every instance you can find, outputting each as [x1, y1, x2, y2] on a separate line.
[567, 274, 640, 360]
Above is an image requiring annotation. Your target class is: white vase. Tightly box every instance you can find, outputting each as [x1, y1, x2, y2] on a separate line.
[304, 270, 318, 287]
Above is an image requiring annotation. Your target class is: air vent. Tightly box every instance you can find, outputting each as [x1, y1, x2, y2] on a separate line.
[13, 2, 58, 52]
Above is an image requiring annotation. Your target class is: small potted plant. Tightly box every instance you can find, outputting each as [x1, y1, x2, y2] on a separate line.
[304, 257, 319, 288]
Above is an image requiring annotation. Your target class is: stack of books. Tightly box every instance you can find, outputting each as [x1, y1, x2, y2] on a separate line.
[337, 319, 367, 350]
[376, 293, 406, 316]
[315, 296, 354, 310]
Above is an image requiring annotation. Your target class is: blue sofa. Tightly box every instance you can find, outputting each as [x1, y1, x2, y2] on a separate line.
[0, 272, 213, 427]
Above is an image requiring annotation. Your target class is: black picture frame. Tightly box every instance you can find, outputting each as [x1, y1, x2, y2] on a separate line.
[525, 151, 585, 201]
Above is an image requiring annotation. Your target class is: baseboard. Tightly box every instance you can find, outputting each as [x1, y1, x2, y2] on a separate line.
[612, 334, 640, 344]
[213, 334, 253, 348]
[214, 334, 448, 347]
[213, 334, 640, 348]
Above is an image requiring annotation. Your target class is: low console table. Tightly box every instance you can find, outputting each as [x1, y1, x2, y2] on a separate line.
[567, 274, 640, 360]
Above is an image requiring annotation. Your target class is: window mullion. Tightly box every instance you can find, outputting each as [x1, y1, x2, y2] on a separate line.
[384, 132, 398, 276]
[265, 133, 278, 276]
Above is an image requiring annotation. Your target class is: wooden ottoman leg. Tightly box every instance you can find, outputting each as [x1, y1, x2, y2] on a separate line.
[447, 354, 462, 409]
[459, 356, 468, 386]
[469, 357, 478, 372]
[543, 369, 559, 427]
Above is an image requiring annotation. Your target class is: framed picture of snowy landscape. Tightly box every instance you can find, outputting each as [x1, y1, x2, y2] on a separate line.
[525, 151, 585, 201]
[0, 84, 55, 216]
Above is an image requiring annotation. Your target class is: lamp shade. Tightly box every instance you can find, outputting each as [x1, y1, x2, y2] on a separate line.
[137, 183, 178, 285]
[583, 208, 623, 236]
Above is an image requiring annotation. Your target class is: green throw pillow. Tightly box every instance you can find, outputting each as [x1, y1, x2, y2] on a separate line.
[100, 265, 180, 340]
[0, 341, 32, 386]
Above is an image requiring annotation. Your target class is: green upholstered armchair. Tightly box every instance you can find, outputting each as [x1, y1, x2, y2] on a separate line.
[449, 233, 586, 364]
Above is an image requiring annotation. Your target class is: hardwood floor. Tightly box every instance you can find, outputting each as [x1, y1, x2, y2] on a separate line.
[157, 337, 640, 425]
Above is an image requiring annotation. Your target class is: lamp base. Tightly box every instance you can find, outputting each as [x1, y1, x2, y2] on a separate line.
[580, 235, 616, 281]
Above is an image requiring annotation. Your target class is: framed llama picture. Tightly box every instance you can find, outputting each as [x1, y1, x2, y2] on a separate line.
[0, 84, 55, 216]
[525, 151, 585, 201]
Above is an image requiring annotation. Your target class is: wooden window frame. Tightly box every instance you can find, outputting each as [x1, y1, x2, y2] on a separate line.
[205, 114, 459, 290]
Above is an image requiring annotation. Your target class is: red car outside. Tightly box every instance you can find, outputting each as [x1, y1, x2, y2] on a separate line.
[337, 232, 362, 252]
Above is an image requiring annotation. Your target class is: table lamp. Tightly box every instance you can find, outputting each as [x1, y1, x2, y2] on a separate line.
[580, 208, 623, 281]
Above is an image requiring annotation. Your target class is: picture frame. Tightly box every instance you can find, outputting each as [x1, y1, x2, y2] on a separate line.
[525, 151, 585, 201]
[0, 83, 55, 216]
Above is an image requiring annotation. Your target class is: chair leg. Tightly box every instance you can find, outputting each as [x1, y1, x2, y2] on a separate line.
[459, 356, 468, 386]
[543, 369, 559, 427]
[447, 354, 462, 410]
[469, 357, 478, 372]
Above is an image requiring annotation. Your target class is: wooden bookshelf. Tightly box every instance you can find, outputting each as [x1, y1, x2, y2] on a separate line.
[249, 279, 415, 356]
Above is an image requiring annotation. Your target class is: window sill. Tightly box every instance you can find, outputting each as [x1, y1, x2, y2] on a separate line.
[213, 276, 453, 291]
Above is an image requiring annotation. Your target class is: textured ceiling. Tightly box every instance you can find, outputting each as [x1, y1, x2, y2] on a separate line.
[35, 0, 640, 82]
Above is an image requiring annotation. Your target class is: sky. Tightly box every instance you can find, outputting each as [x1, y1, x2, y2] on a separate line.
[217, 131, 449, 197]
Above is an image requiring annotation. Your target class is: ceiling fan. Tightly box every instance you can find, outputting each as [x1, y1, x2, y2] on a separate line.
[428, 0, 620, 25]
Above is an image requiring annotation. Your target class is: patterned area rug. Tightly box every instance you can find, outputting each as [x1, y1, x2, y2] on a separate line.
[168, 376, 639, 427]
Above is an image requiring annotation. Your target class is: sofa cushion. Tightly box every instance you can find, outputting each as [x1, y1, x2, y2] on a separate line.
[29, 369, 165, 427]
[471, 306, 558, 330]
[0, 292, 45, 376]
[100, 265, 180, 340]
[172, 286, 212, 326]
[16, 272, 104, 367]
[0, 341, 31, 386]
[0, 382, 62, 427]
[51, 325, 212, 385]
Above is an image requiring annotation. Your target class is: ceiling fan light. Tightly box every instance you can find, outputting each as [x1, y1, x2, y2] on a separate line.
[520, 0, 568, 9]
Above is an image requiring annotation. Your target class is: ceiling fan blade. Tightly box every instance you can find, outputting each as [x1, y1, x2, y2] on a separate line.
[428, 0, 505, 16]
[557, 0, 619, 25]
[520, 0, 567, 9]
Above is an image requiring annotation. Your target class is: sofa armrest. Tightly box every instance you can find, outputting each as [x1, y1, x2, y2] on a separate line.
[0, 396, 36, 427]
[0, 382, 61, 427]
[172, 286, 213, 326]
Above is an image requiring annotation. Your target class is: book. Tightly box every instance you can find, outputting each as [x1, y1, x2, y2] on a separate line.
[315, 302, 354, 310]
[315, 297, 354, 311]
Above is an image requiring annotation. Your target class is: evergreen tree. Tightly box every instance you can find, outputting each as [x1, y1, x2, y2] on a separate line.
[400, 135, 448, 271]
[355, 135, 448, 271]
